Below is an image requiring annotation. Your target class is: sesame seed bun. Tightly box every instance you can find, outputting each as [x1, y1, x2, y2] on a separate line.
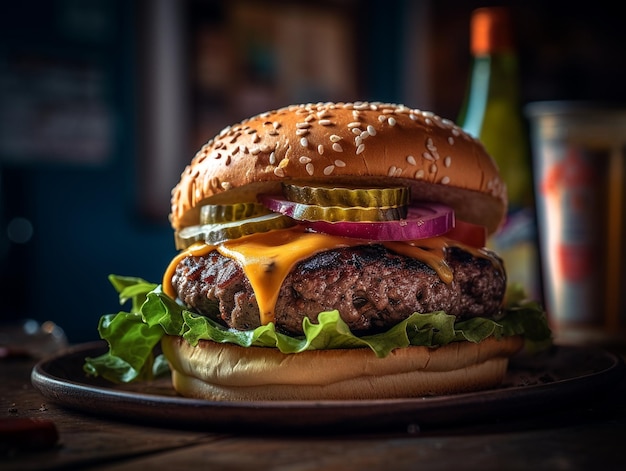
[161, 334, 524, 401]
[170, 102, 507, 234]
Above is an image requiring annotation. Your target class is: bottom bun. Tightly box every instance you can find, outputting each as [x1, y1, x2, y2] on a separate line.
[161, 334, 524, 401]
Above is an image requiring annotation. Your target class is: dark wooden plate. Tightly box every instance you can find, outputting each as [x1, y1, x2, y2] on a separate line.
[31, 341, 625, 432]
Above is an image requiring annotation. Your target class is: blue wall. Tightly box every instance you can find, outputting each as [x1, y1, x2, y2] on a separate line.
[0, 0, 174, 342]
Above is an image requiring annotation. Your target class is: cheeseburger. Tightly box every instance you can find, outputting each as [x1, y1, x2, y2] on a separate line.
[85, 102, 550, 400]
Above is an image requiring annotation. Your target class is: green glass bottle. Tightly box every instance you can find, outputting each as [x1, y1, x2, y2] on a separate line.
[457, 6, 540, 300]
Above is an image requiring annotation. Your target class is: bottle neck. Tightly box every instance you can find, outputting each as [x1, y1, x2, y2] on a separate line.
[459, 52, 522, 136]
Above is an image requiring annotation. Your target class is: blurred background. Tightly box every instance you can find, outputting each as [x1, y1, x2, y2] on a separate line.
[1, 0, 625, 343]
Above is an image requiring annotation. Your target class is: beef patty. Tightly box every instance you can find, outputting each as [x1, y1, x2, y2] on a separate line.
[171, 244, 506, 335]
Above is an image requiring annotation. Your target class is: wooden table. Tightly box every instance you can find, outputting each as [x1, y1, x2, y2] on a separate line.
[2, 346, 626, 471]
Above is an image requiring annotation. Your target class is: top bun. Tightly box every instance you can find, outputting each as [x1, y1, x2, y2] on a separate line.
[170, 102, 507, 234]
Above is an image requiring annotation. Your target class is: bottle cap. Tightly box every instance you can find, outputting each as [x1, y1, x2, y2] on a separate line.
[471, 7, 515, 55]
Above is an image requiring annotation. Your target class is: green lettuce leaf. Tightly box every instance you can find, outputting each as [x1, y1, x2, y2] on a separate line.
[83, 275, 552, 383]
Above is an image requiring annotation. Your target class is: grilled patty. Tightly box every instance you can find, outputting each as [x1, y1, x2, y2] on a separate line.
[171, 244, 506, 335]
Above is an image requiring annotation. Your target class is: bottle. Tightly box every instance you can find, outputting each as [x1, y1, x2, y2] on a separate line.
[457, 6, 540, 300]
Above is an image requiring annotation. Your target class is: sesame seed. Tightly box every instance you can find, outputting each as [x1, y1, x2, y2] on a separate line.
[422, 152, 434, 161]
[388, 166, 397, 177]
[330, 134, 341, 143]
[441, 176, 451, 184]
[319, 119, 332, 126]
[430, 163, 437, 173]
[406, 155, 417, 166]
[360, 131, 370, 139]
[300, 137, 308, 147]
[367, 125, 376, 136]
[251, 147, 261, 155]
[451, 129, 460, 137]
[324, 165, 335, 175]
[335, 159, 346, 167]
[306, 163, 314, 175]
[317, 144, 324, 155]
[434, 117, 446, 128]
[378, 115, 386, 123]
[273, 121, 281, 129]
[425, 118, 433, 125]
[448, 136, 455, 145]
[269, 152, 276, 165]
[388, 117, 396, 126]
[305, 114, 315, 122]
[356, 144, 365, 155]
[355, 135, 363, 147]
[352, 127, 361, 135]
[299, 156, 312, 164]
[332, 143, 343, 152]
[274, 167, 285, 177]
[296, 128, 309, 136]
[415, 169, 425, 179]
[444, 156, 452, 167]
[348, 121, 361, 128]
[221, 181, 232, 190]
[296, 122, 311, 129]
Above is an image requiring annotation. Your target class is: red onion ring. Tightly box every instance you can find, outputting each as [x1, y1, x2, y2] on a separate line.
[260, 194, 455, 241]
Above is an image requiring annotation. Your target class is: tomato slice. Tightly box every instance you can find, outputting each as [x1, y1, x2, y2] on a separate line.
[445, 219, 487, 248]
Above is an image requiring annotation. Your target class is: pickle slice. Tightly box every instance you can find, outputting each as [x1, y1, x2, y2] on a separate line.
[200, 202, 271, 224]
[259, 194, 408, 222]
[282, 184, 410, 208]
[175, 213, 296, 249]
